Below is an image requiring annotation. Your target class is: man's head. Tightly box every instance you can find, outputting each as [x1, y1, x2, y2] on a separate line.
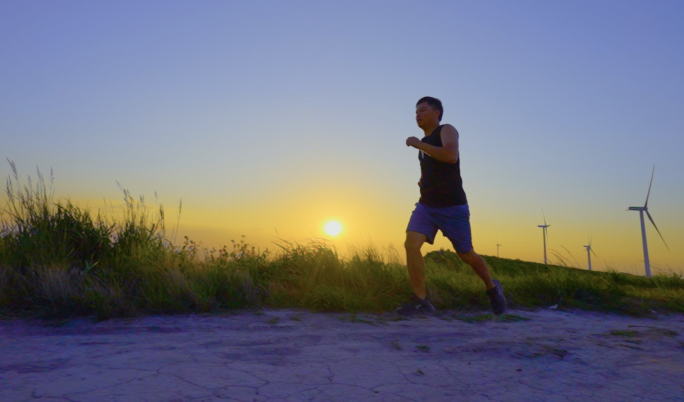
[415, 96, 443, 128]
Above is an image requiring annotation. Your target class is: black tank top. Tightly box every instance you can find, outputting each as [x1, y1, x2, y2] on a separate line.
[418, 125, 468, 207]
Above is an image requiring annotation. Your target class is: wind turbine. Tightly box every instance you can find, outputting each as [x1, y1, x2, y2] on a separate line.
[496, 241, 502, 258]
[583, 235, 598, 271]
[627, 166, 669, 278]
[538, 213, 550, 264]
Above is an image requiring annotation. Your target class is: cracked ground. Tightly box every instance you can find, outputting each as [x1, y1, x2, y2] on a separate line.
[1, 309, 683, 402]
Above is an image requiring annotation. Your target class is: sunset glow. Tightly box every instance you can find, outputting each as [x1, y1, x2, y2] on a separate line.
[324, 221, 343, 236]
[0, 2, 682, 273]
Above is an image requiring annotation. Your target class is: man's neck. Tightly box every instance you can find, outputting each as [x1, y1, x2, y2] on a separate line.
[421, 122, 440, 136]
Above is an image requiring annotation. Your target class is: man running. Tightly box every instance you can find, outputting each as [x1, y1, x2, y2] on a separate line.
[396, 96, 507, 316]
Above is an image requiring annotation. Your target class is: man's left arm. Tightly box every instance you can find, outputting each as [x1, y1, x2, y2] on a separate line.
[406, 125, 459, 164]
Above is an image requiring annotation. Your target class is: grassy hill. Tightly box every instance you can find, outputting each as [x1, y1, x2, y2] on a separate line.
[424, 250, 684, 316]
[1, 164, 683, 320]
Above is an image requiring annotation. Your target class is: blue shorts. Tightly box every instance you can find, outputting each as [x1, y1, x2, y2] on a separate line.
[406, 203, 473, 253]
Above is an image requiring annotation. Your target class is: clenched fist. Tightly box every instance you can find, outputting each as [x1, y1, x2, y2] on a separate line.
[406, 137, 422, 148]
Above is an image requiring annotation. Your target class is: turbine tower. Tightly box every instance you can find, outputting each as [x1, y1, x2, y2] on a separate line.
[627, 166, 669, 278]
[538, 213, 550, 264]
[583, 235, 598, 271]
[496, 241, 502, 258]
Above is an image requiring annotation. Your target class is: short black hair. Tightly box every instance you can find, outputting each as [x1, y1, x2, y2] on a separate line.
[416, 96, 443, 122]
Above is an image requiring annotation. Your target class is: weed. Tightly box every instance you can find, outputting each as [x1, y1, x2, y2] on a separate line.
[341, 313, 375, 325]
[454, 314, 494, 323]
[497, 314, 531, 323]
[266, 317, 280, 325]
[546, 347, 568, 359]
[610, 330, 640, 337]
[650, 328, 678, 337]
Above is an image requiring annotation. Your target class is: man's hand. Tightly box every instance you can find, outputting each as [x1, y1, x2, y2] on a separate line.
[406, 137, 422, 148]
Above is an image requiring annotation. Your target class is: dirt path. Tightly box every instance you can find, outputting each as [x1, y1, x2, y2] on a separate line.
[1, 309, 683, 402]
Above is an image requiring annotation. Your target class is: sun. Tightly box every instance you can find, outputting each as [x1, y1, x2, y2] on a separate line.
[324, 220, 343, 236]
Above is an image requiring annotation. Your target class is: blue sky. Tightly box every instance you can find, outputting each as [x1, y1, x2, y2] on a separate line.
[1, 1, 683, 273]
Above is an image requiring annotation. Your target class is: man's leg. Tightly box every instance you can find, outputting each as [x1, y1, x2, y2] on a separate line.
[437, 204, 507, 315]
[458, 248, 507, 315]
[398, 204, 438, 316]
[457, 249, 495, 290]
[405, 231, 428, 299]
[435, 204, 492, 290]
[396, 230, 436, 315]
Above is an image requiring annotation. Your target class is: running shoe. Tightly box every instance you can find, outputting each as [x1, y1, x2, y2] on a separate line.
[486, 279, 508, 315]
[395, 294, 436, 316]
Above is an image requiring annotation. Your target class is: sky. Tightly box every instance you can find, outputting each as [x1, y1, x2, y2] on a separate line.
[1, 1, 683, 274]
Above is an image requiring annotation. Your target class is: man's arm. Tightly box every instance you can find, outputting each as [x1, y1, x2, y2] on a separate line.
[405, 125, 459, 164]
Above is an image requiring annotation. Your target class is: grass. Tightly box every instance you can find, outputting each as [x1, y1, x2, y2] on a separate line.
[1, 162, 683, 320]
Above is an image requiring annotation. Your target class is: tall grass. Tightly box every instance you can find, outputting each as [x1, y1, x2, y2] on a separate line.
[1, 162, 683, 320]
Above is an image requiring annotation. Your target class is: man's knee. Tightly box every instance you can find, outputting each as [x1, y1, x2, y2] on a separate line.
[457, 249, 479, 264]
[405, 232, 427, 251]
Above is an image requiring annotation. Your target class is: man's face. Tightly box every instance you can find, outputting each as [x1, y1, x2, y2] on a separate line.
[415, 102, 440, 128]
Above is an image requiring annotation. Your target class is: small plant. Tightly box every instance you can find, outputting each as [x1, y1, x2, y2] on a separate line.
[650, 328, 678, 337]
[454, 314, 494, 323]
[610, 330, 640, 337]
[266, 317, 280, 325]
[339, 313, 375, 325]
[497, 314, 530, 323]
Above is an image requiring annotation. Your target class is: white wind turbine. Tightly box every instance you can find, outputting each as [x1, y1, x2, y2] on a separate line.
[496, 241, 502, 258]
[538, 213, 550, 264]
[583, 235, 598, 271]
[627, 166, 669, 278]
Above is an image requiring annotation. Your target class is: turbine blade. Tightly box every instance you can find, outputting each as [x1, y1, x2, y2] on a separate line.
[591, 248, 598, 258]
[542, 208, 547, 226]
[644, 165, 655, 208]
[645, 210, 670, 251]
